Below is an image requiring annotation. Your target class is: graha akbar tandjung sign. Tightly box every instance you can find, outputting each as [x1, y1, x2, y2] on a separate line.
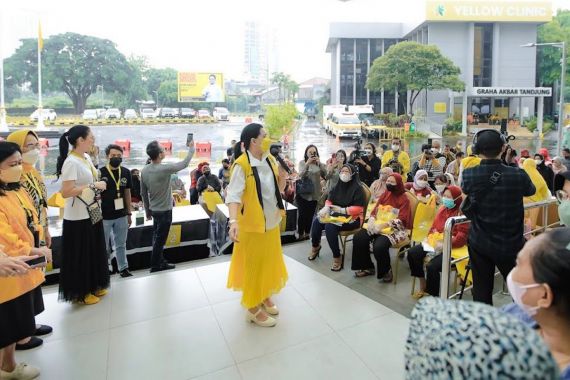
[470, 87, 552, 97]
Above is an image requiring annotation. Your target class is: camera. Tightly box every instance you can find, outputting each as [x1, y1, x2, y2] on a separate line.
[355, 150, 368, 158]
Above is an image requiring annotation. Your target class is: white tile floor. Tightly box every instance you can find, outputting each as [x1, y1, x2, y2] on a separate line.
[19, 256, 410, 380]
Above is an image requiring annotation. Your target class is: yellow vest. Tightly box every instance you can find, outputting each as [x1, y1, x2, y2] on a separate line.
[233, 153, 282, 233]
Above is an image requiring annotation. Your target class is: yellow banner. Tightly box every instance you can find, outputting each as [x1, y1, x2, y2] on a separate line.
[178, 72, 225, 102]
[426, 1, 552, 22]
[434, 102, 447, 113]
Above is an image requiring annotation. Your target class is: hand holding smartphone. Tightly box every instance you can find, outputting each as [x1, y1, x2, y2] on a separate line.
[26, 255, 47, 268]
[186, 133, 194, 148]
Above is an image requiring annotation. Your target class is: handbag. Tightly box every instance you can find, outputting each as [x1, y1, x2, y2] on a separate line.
[295, 177, 314, 196]
[76, 195, 103, 225]
[461, 169, 502, 220]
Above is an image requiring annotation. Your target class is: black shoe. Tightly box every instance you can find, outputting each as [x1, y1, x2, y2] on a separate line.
[15, 336, 43, 351]
[150, 263, 175, 273]
[34, 324, 53, 336]
[119, 269, 133, 278]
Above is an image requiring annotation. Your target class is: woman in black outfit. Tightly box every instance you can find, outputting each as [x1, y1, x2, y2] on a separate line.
[534, 153, 554, 194]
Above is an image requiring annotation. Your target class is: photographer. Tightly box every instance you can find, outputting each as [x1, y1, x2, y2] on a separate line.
[297, 145, 326, 240]
[411, 144, 443, 186]
[196, 163, 222, 197]
[381, 137, 410, 177]
[352, 142, 381, 187]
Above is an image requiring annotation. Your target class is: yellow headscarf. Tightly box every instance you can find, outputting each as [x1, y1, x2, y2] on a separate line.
[461, 144, 481, 170]
[522, 158, 550, 202]
[6, 129, 41, 176]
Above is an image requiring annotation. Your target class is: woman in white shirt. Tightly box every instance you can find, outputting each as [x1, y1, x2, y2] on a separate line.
[56, 125, 109, 305]
[226, 123, 288, 327]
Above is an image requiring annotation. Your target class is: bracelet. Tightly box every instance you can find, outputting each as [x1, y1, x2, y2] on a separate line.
[229, 219, 237, 225]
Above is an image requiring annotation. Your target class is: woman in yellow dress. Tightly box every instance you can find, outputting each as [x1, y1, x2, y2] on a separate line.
[226, 123, 288, 327]
[522, 158, 551, 203]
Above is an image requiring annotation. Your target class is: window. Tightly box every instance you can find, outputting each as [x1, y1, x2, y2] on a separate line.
[340, 39, 354, 103]
[473, 24, 493, 87]
[355, 39, 369, 104]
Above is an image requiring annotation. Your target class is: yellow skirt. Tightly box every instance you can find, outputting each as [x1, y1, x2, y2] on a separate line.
[227, 226, 288, 309]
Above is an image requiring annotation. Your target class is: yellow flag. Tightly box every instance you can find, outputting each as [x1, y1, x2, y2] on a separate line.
[38, 21, 43, 51]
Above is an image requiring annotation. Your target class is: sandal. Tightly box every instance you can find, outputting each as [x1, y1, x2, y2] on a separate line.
[354, 269, 375, 278]
[308, 246, 321, 261]
[412, 290, 429, 300]
[331, 258, 343, 272]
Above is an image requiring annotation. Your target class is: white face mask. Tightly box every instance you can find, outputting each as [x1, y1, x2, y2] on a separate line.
[391, 144, 400, 152]
[435, 184, 446, 194]
[506, 271, 542, 317]
[416, 180, 428, 188]
[22, 149, 40, 166]
[535, 159, 543, 166]
[365, 149, 373, 156]
[339, 173, 351, 183]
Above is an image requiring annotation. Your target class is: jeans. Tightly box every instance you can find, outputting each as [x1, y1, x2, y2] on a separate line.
[151, 210, 173, 269]
[103, 216, 130, 271]
[310, 217, 361, 258]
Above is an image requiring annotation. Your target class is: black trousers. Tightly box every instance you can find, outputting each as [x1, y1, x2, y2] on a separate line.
[150, 210, 173, 269]
[351, 229, 392, 278]
[468, 244, 517, 305]
[407, 245, 443, 296]
[296, 195, 317, 235]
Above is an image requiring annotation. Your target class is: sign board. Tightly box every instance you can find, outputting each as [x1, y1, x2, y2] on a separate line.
[426, 1, 553, 22]
[470, 87, 552, 97]
[178, 72, 225, 102]
[434, 102, 447, 113]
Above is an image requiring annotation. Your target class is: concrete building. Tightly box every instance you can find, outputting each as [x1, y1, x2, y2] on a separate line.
[243, 22, 280, 85]
[326, 1, 554, 134]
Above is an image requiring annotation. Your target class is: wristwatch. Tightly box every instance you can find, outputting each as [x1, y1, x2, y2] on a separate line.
[89, 183, 96, 191]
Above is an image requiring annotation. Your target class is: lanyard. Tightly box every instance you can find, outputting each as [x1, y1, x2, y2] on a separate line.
[106, 164, 122, 197]
[24, 172, 44, 203]
[70, 151, 98, 181]
[13, 191, 35, 226]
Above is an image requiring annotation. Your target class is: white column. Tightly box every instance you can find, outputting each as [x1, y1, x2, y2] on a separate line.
[448, 90, 454, 119]
[381, 89, 384, 114]
[463, 23, 475, 136]
[367, 39, 370, 105]
[462, 92, 468, 135]
[537, 96, 544, 136]
[395, 87, 399, 115]
[406, 90, 411, 115]
[353, 39, 356, 106]
[335, 41, 341, 104]
[492, 23, 500, 86]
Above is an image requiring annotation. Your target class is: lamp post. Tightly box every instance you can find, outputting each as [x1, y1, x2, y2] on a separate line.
[522, 42, 567, 155]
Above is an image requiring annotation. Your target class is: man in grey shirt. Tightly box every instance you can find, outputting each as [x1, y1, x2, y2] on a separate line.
[141, 140, 195, 272]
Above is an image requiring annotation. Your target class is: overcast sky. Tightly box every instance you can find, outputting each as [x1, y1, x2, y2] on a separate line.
[1, 0, 569, 82]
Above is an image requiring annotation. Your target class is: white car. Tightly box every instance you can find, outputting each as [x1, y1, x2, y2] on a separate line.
[105, 108, 121, 119]
[82, 109, 99, 120]
[213, 107, 229, 121]
[30, 109, 57, 121]
[141, 108, 156, 119]
[124, 109, 138, 119]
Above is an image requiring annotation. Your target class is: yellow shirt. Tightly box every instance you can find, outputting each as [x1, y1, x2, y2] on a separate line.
[381, 150, 411, 177]
[0, 188, 44, 303]
[523, 159, 551, 203]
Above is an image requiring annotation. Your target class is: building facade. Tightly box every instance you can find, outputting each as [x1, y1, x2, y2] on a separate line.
[243, 22, 280, 85]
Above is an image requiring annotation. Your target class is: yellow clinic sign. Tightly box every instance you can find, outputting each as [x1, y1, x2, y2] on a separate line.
[426, 1, 552, 22]
[434, 102, 447, 113]
[178, 72, 225, 103]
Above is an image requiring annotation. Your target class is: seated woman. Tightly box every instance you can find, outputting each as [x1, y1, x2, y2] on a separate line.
[351, 173, 411, 282]
[502, 228, 570, 378]
[405, 170, 432, 201]
[406, 185, 468, 298]
[310, 164, 365, 271]
[369, 167, 393, 202]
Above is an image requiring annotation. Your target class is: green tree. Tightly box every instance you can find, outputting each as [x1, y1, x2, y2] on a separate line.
[157, 80, 179, 107]
[4, 33, 135, 113]
[271, 72, 289, 103]
[264, 103, 298, 137]
[145, 67, 177, 96]
[284, 79, 299, 103]
[367, 41, 464, 115]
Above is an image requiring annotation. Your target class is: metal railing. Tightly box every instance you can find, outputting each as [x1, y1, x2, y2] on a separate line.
[440, 198, 560, 299]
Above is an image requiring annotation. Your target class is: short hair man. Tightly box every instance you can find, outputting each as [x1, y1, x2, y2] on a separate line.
[381, 137, 410, 176]
[197, 163, 222, 196]
[461, 130, 535, 305]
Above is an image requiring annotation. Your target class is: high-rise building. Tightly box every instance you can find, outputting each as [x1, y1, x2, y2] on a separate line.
[243, 22, 279, 85]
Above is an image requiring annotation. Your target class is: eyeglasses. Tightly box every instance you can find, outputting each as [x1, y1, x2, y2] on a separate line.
[24, 143, 40, 150]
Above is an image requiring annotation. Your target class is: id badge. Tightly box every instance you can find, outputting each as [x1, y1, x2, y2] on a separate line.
[114, 197, 124, 210]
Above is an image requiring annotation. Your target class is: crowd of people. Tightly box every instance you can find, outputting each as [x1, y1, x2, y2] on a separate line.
[1, 123, 570, 379]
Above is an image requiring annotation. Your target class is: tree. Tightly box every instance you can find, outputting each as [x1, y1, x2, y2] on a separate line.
[284, 79, 299, 103]
[145, 67, 177, 96]
[270, 72, 289, 103]
[157, 80, 179, 107]
[4, 33, 135, 113]
[264, 103, 298, 138]
[367, 41, 464, 115]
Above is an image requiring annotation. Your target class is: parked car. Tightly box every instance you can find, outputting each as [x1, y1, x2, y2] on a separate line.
[213, 107, 230, 121]
[30, 109, 57, 121]
[159, 108, 176, 118]
[172, 108, 180, 118]
[82, 109, 99, 120]
[361, 117, 387, 138]
[197, 109, 211, 120]
[124, 109, 138, 119]
[180, 108, 196, 118]
[141, 108, 156, 119]
[105, 108, 121, 119]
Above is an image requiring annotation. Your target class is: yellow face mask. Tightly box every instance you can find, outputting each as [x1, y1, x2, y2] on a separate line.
[260, 136, 272, 154]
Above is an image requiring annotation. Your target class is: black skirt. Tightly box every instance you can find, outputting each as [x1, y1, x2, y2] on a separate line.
[0, 289, 37, 348]
[58, 219, 110, 302]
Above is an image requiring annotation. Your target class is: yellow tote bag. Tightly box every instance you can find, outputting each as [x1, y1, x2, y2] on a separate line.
[202, 191, 223, 213]
[411, 196, 438, 243]
[451, 245, 472, 285]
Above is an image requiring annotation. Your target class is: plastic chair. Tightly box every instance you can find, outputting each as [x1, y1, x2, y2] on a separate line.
[392, 191, 419, 284]
[338, 183, 371, 268]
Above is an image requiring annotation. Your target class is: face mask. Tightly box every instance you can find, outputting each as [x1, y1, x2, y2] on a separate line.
[203, 170, 211, 175]
[109, 157, 122, 168]
[442, 197, 455, 209]
[386, 184, 397, 192]
[391, 144, 400, 152]
[22, 149, 40, 166]
[431, 148, 439, 154]
[558, 200, 570, 226]
[260, 137, 271, 154]
[416, 180, 428, 188]
[435, 184, 446, 194]
[0, 165, 23, 184]
[365, 149, 373, 156]
[336, 155, 344, 162]
[340, 173, 351, 183]
[506, 271, 542, 317]
[535, 159, 543, 166]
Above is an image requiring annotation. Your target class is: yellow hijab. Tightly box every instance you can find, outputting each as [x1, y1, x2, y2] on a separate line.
[461, 145, 482, 170]
[6, 129, 41, 175]
[522, 158, 550, 202]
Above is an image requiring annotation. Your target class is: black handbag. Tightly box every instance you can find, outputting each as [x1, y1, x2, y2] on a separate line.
[295, 177, 314, 196]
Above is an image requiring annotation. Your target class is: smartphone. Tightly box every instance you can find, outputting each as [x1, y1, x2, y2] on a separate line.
[186, 133, 194, 145]
[27, 256, 47, 268]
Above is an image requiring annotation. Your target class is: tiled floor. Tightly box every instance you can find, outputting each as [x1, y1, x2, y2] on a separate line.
[20, 250, 410, 380]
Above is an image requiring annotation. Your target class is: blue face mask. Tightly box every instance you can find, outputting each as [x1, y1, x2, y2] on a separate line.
[442, 197, 455, 209]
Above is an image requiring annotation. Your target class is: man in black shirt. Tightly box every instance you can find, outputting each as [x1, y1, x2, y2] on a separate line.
[100, 144, 133, 278]
[196, 163, 222, 196]
[462, 130, 535, 305]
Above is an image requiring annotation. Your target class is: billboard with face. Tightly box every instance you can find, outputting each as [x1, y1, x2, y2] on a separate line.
[178, 72, 225, 102]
